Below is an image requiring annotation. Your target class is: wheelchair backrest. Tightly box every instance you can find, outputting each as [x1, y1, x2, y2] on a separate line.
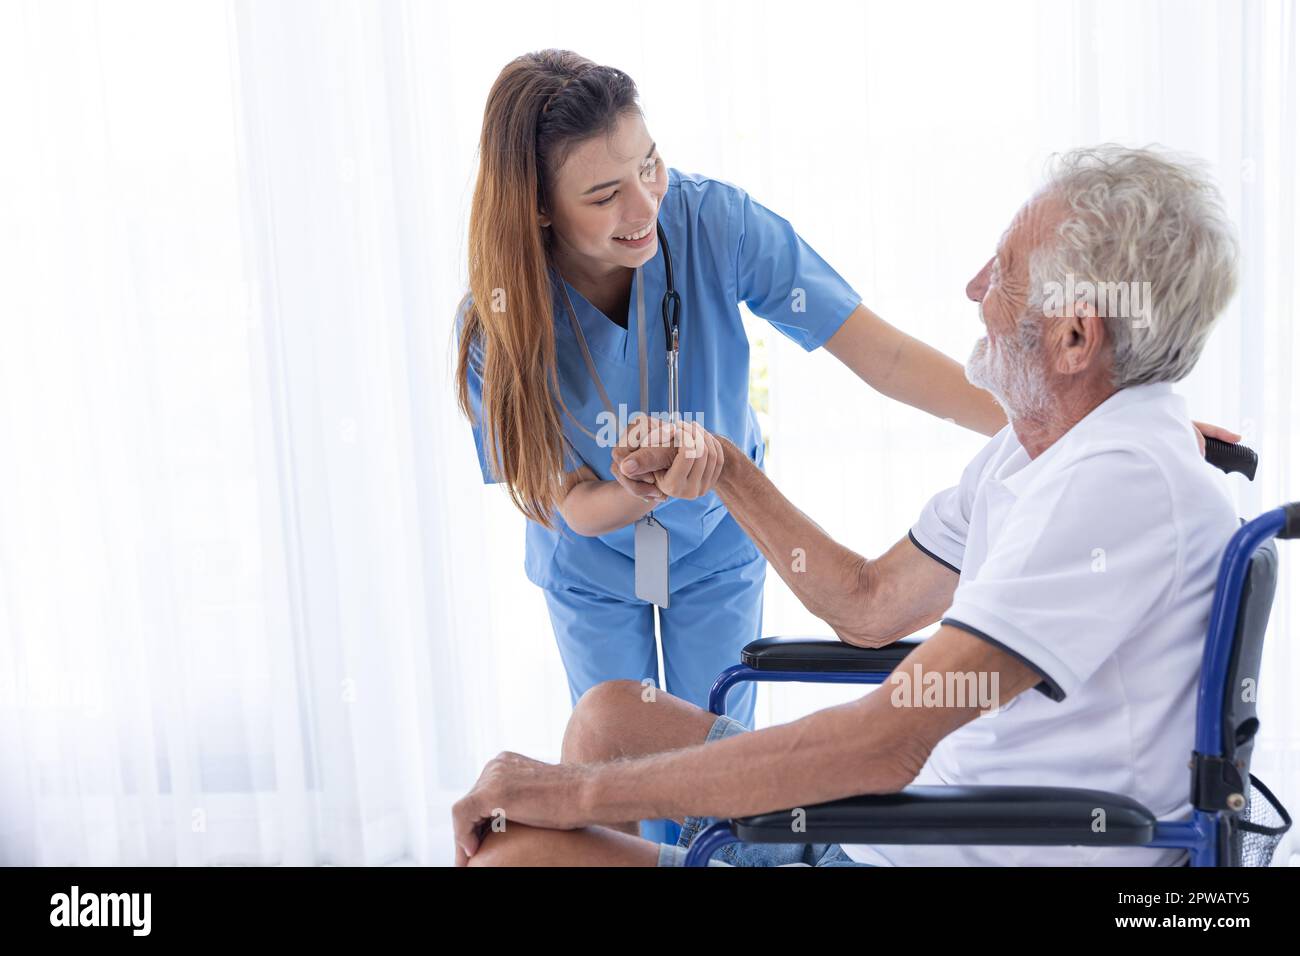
[1218, 538, 1278, 777]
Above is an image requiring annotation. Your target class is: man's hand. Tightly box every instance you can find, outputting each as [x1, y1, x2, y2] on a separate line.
[614, 420, 724, 500]
[452, 752, 591, 866]
[1192, 420, 1242, 457]
[653, 421, 725, 500]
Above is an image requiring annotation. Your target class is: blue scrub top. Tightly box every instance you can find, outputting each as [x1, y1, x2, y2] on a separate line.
[460, 168, 861, 595]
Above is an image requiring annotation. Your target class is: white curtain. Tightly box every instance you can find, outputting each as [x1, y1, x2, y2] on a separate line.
[0, 0, 1294, 866]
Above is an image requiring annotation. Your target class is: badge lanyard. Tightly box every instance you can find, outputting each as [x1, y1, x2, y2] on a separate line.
[559, 231, 679, 607]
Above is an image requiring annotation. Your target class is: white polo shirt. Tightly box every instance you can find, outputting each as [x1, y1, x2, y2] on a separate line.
[843, 382, 1238, 866]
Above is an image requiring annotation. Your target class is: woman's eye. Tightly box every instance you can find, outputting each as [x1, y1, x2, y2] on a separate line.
[595, 158, 659, 205]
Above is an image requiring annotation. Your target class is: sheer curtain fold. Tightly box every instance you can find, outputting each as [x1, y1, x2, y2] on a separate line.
[0, 0, 1295, 866]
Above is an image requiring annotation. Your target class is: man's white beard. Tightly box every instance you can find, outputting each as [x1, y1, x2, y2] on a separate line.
[965, 317, 1052, 421]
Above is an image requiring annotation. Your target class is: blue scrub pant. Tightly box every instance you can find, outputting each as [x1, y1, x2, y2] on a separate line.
[543, 551, 765, 844]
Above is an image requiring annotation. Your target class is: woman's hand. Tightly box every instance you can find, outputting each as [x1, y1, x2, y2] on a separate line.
[1192, 420, 1243, 457]
[609, 416, 669, 502]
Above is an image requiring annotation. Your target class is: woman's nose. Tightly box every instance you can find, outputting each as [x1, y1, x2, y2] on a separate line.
[638, 185, 662, 220]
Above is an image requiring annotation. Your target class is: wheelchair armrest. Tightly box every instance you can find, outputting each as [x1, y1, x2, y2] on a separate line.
[742, 636, 922, 674]
[731, 785, 1156, 846]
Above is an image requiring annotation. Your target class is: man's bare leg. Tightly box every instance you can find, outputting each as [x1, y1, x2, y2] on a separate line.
[559, 680, 722, 835]
[467, 823, 662, 867]
[466, 681, 721, 865]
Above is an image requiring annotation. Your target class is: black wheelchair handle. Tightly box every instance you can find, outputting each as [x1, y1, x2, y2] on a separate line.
[1282, 502, 1300, 540]
[1204, 436, 1258, 481]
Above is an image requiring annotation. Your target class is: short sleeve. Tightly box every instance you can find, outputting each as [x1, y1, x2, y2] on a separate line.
[910, 489, 968, 575]
[458, 297, 585, 484]
[455, 296, 509, 485]
[941, 446, 1178, 702]
[909, 429, 1013, 573]
[730, 188, 861, 351]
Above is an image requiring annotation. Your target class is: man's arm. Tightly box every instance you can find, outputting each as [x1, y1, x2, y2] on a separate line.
[618, 434, 958, 646]
[451, 625, 1044, 861]
[715, 436, 958, 646]
[580, 625, 1043, 825]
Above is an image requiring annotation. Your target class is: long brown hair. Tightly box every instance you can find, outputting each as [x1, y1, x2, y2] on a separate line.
[455, 50, 641, 527]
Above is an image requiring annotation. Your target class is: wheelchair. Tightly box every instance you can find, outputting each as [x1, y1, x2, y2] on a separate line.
[684, 438, 1294, 867]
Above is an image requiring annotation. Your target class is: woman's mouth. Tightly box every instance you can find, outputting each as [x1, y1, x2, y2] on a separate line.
[612, 221, 656, 248]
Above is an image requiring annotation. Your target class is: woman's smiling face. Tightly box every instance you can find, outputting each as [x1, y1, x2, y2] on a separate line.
[543, 110, 667, 275]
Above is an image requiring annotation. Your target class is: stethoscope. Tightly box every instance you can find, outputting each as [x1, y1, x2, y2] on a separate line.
[559, 220, 682, 426]
[557, 219, 682, 607]
[657, 221, 681, 421]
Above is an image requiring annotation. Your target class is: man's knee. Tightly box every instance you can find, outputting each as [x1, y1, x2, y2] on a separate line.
[466, 824, 551, 867]
[467, 822, 660, 867]
[561, 679, 652, 763]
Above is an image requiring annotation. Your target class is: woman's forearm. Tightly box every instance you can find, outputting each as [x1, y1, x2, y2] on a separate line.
[558, 478, 657, 536]
[824, 303, 1008, 436]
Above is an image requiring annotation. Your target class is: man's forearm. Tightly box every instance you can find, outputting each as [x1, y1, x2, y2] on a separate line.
[581, 694, 927, 826]
[715, 437, 881, 644]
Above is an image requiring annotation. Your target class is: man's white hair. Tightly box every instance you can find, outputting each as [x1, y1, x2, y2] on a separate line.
[1027, 145, 1239, 388]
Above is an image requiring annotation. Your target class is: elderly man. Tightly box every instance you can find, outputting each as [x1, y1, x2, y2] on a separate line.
[454, 146, 1241, 867]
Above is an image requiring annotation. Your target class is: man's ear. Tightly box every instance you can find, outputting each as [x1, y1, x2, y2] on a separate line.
[1055, 300, 1108, 375]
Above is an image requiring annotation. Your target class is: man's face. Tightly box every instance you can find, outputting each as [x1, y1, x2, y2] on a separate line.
[963, 196, 1061, 415]
[544, 111, 668, 272]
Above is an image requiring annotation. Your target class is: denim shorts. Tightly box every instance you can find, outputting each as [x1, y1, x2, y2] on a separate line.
[656, 712, 875, 867]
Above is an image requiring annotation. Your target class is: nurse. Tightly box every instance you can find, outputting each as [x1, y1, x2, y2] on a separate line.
[453, 47, 1016, 732]
[452, 47, 1243, 844]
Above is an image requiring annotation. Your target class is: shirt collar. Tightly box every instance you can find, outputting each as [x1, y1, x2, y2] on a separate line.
[551, 257, 663, 367]
[996, 382, 1179, 496]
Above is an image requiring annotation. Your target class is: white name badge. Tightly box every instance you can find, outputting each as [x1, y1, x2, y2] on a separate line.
[634, 514, 670, 608]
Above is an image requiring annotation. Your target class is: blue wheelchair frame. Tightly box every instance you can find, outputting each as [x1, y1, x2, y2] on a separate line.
[684, 505, 1295, 867]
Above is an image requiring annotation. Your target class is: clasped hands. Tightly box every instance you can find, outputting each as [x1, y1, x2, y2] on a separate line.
[609, 416, 724, 502]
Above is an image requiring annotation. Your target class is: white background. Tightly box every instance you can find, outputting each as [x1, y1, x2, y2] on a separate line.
[0, 0, 1295, 867]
